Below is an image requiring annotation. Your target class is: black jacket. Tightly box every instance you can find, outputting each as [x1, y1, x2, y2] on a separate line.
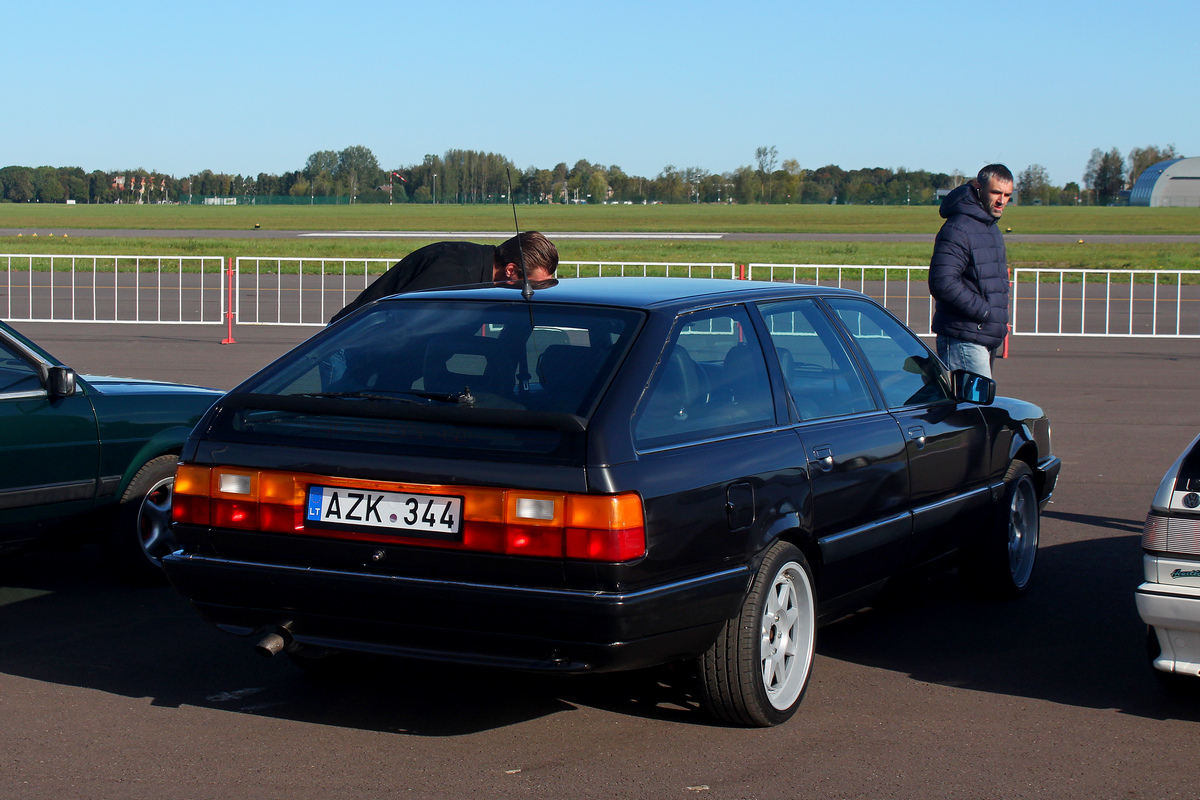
[330, 241, 496, 323]
[928, 184, 1009, 350]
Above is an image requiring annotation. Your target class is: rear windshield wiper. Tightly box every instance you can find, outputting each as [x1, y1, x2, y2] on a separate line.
[292, 388, 476, 406]
[399, 387, 476, 406]
[290, 391, 424, 403]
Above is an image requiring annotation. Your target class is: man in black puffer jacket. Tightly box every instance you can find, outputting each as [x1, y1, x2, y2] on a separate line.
[928, 164, 1014, 378]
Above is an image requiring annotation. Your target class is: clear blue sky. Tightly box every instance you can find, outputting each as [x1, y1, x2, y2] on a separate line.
[8, 0, 1197, 188]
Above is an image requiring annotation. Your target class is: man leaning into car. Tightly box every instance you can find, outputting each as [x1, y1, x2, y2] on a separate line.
[329, 231, 559, 323]
[928, 164, 1013, 379]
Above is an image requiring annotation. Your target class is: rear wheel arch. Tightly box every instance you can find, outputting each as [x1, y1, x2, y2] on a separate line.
[101, 452, 182, 585]
[698, 539, 817, 726]
[777, 530, 822, 592]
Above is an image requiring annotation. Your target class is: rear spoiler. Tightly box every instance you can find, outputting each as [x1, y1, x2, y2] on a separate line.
[217, 392, 588, 433]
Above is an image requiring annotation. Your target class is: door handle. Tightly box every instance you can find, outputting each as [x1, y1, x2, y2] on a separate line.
[812, 445, 834, 473]
[907, 426, 926, 450]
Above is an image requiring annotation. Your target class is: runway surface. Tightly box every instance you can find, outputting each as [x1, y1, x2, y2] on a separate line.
[2, 321, 1200, 799]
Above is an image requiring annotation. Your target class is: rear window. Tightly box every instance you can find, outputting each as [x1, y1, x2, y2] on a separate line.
[215, 299, 643, 462]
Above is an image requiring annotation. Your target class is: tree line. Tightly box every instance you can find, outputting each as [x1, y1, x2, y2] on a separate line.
[0, 143, 1182, 206]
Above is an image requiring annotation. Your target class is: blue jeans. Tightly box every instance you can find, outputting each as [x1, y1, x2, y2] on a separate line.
[936, 336, 994, 378]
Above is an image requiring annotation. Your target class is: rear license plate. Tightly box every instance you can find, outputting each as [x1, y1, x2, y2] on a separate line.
[306, 485, 463, 538]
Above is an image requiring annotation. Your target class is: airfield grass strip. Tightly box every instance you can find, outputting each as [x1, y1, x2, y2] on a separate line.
[2, 235, 1197, 284]
[3, 203, 1200, 235]
[1, 238, 1197, 280]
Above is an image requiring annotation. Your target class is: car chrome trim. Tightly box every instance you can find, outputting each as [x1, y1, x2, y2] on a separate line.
[792, 408, 892, 426]
[0, 389, 48, 400]
[97, 475, 123, 497]
[166, 552, 751, 602]
[819, 511, 912, 563]
[0, 479, 97, 510]
[911, 485, 990, 517]
[635, 424, 795, 455]
[221, 392, 588, 432]
[1, 333, 53, 369]
[634, 408, 898, 455]
[1137, 581, 1200, 601]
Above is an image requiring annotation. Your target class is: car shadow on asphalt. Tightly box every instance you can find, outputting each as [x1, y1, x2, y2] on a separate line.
[0, 546, 704, 734]
[1041, 509, 1145, 535]
[0, 527, 1195, 735]
[817, 526, 1200, 723]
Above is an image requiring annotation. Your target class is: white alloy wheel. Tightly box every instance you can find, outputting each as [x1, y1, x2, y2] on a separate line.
[760, 558, 815, 711]
[699, 541, 817, 726]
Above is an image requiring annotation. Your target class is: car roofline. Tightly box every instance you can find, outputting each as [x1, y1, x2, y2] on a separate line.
[373, 277, 869, 313]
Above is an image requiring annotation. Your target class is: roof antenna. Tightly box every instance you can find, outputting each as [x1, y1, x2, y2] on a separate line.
[506, 168, 534, 301]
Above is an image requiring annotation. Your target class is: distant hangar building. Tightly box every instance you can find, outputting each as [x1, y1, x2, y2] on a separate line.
[1129, 157, 1200, 207]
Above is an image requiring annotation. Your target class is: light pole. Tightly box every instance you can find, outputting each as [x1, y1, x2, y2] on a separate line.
[432, 173, 437, 205]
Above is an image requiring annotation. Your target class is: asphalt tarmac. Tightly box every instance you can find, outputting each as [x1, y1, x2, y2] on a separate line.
[2, 321, 1199, 799]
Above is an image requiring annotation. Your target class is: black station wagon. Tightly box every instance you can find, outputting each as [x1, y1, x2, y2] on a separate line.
[164, 277, 1060, 726]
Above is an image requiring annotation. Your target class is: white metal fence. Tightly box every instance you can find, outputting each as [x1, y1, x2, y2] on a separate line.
[1012, 268, 1200, 338]
[748, 263, 934, 335]
[232, 257, 396, 326]
[558, 261, 739, 279]
[231, 259, 743, 326]
[2, 254, 227, 323]
[10, 254, 1200, 341]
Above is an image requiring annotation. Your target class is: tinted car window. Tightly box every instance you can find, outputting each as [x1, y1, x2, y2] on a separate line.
[221, 300, 642, 464]
[758, 299, 876, 420]
[635, 305, 774, 448]
[250, 300, 642, 417]
[0, 340, 42, 395]
[825, 298, 950, 408]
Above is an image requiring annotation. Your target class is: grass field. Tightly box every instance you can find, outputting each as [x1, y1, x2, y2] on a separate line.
[1, 204, 1197, 276]
[2, 202, 1200, 235]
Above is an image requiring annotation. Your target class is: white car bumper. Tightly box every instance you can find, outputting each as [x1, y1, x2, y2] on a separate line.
[1136, 583, 1200, 677]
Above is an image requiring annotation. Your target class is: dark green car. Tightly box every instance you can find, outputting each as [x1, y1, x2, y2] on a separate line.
[0, 320, 221, 583]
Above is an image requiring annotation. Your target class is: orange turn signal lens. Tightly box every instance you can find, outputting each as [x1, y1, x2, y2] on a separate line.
[173, 465, 645, 562]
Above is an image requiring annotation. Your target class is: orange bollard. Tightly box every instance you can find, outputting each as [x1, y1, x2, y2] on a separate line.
[221, 257, 237, 345]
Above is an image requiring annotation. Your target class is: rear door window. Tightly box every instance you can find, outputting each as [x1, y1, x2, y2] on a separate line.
[757, 298, 876, 420]
[635, 305, 775, 449]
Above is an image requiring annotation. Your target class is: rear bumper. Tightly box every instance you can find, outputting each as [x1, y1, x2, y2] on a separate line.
[1036, 455, 1062, 510]
[164, 552, 750, 673]
[1136, 582, 1200, 678]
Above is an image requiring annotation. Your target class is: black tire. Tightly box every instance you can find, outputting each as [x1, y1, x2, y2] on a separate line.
[101, 455, 179, 586]
[697, 541, 816, 727]
[960, 460, 1039, 600]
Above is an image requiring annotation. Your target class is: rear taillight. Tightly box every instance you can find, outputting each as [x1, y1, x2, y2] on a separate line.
[172, 465, 646, 563]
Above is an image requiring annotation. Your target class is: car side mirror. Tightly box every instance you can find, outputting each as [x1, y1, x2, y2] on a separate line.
[952, 369, 995, 405]
[46, 365, 77, 398]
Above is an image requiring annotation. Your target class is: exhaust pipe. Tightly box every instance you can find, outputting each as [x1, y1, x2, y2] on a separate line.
[254, 622, 294, 658]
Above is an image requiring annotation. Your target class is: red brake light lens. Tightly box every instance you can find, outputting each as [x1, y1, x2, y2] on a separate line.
[171, 466, 645, 562]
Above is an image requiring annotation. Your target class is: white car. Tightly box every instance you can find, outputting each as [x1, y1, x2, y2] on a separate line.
[1137, 432, 1200, 683]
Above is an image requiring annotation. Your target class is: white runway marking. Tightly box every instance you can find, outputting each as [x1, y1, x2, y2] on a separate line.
[300, 231, 725, 240]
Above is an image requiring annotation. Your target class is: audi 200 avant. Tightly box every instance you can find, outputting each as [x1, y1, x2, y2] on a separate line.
[164, 278, 1059, 726]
